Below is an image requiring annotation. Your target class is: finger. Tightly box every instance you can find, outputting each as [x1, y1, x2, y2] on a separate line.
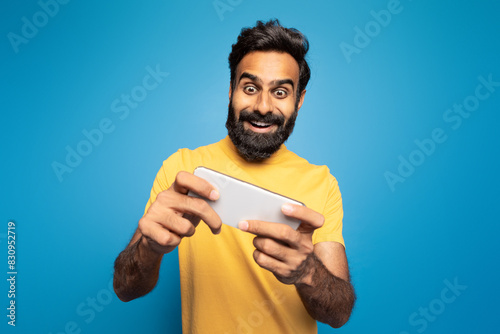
[146, 193, 197, 236]
[154, 190, 222, 234]
[253, 236, 292, 262]
[281, 204, 324, 234]
[252, 249, 298, 284]
[182, 213, 201, 228]
[152, 211, 197, 238]
[139, 217, 182, 250]
[171, 192, 222, 234]
[253, 249, 289, 275]
[239, 220, 301, 247]
[173, 171, 220, 201]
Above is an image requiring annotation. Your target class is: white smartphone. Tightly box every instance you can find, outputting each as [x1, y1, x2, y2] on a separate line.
[188, 166, 304, 230]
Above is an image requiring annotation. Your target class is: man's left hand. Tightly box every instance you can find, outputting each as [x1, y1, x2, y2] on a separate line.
[238, 204, 324, 285]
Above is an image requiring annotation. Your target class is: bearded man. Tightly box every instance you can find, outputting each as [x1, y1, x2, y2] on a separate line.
[113, 19, 356, 333]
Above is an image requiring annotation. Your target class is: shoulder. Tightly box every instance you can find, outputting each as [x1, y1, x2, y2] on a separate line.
[161, 139, 224, 172]
[176, 140, 223, 158]
[282, 147, 336, 183]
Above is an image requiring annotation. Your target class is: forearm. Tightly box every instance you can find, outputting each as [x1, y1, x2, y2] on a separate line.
[295, 253, 356, 328]
[113, 235, 163, 302]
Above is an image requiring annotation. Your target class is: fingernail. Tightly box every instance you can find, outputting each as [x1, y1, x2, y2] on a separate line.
[282, 204, 293, 214]
[209, 190, 220, 201]
[238, 221, 248, 231]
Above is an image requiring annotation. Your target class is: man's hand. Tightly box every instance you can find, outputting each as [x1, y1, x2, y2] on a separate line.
[139, 171, 223, 255]
[238, 204, 355, 328]
[237, 203, 324, 285]
[114, 171, 222, 302]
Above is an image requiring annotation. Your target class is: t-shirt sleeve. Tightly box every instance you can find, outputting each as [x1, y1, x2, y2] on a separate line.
[312, 175, 345, 247]
[143, 152, 181, 215]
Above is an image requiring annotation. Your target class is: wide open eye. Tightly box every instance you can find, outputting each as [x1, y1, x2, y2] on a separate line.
[274, 89, 288, 99]
[243, 86, 258, 94]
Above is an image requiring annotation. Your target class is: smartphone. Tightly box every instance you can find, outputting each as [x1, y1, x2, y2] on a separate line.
[188, 166, 304, 230]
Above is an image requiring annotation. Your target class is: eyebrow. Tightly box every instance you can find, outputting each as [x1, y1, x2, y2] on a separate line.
[238, 72, 295, 90]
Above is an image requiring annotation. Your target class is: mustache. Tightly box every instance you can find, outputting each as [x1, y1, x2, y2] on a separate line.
[238, 110, 285, 127]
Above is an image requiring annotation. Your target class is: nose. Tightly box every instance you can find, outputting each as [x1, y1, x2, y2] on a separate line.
[254, 92, 274, 115]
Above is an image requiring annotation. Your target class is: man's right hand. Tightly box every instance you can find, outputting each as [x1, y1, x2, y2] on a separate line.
[138, 171, 222, 255]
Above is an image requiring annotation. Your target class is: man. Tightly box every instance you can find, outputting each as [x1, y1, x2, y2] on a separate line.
[114, 19, 355, 333]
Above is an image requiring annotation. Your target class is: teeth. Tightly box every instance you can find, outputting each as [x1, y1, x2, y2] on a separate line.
[251, 121, 270, 127]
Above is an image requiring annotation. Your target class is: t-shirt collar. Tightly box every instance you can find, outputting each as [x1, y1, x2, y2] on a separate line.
[220, 135, 288, 165]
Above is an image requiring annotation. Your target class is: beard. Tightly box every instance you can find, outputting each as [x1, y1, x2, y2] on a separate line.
[225, 101, 298, 161]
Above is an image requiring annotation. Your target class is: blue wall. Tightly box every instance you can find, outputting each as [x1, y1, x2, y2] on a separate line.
[1, 0, 499, 333]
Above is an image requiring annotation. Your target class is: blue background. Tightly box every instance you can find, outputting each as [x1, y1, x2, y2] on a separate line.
[1, 0, 499, 333]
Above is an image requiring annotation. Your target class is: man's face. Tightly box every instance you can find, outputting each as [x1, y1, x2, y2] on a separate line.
[226, 51, 306, 161]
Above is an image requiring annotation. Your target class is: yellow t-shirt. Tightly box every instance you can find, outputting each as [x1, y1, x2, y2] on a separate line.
[144, 136, 344, 334]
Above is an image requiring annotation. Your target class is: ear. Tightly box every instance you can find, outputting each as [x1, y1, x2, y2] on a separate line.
[296, 89, 306, 111]
[228, 82, 233, 101]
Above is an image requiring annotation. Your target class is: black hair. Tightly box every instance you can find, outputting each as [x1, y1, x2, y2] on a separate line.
[228, 19, 311, 99]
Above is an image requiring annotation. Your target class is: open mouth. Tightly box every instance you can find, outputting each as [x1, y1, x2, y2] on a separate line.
[245, 120, 277, 134]
[249, 120, 273, 129]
